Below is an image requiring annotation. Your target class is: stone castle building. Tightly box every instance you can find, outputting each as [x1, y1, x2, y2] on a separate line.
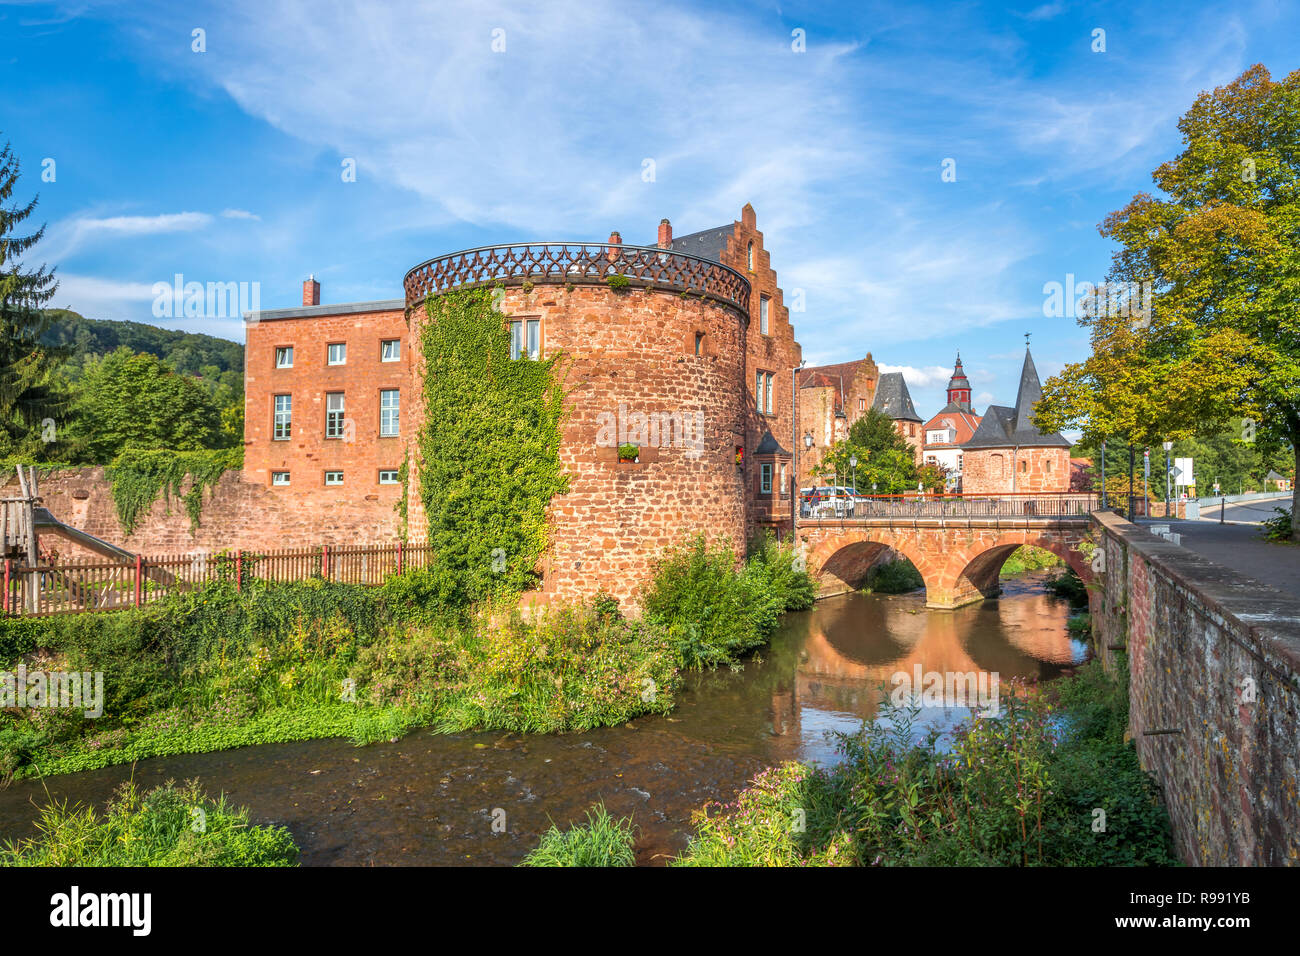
[795, 355, 879, 485]
[959, 347, 1072, 494]
[240, 204, 805, 606]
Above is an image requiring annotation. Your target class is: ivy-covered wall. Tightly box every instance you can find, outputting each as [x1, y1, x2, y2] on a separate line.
[413, 288, 568, 604]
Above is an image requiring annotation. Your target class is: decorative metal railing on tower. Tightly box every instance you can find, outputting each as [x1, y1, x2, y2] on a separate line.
[403, 242, 751, 314]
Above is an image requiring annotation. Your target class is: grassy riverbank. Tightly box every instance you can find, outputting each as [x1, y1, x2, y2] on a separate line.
[1, 780, 298, 866]
[0, 534, 814, 781]
[670, 658, 1176, 866]
[522, 658, 1176, 867]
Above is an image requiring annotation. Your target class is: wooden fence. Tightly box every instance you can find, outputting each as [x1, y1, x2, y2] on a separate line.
[1, 543, 435, 618]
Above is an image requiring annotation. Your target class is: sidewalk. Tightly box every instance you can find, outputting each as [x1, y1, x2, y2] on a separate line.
[1144, 514, 1299, 595]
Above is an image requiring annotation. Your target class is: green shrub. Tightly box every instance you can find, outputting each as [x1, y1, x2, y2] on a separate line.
[520, 804, 637, 867]
[1261, 506, 1294, 542]
[999, 545, 1063, 577]
[862, 558, 923, 594]
[0, 616, 57, 666]
[641, 533, 815, 669]
[0, 779, 298, 866]
[1045, 566, 1089, 605]
[675, 661, 1176, 867]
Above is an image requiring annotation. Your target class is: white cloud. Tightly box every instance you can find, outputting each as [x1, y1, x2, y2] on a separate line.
[221, 208, 261, 221]
[43, 211, 214, 260]
[48, 274, 158, 317]
[878, 364, 957, 388]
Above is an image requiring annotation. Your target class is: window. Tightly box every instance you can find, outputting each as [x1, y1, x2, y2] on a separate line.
[760, 295, 770, 335]
[859, 398, 865, 412]
[275, 346, 293, 369]
[1045, 459, 1053, 473]
[754, 371, 774, 415]
[694, 332, 704, 356]
[761, 462, 773, 494]
[380, 389, 400, 436]
[381, 339, 401, 362]
[327, 343, 346, 366]
[747, 241, 754, 270]
[271, 471, 290, 486]
[325, 392, 345, 439]
[510, 319, 540, 360]
[273, 394, 292, 439]
[324, 471, 343, 486]
[378, 469, 400, 485]
[1020, 460, 1028, 474]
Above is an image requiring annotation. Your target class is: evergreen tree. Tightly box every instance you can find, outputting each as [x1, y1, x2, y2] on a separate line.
[0, 139, 66, 459]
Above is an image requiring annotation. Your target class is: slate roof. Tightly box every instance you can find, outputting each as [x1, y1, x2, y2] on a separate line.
[755, 431, 791, 456]
[962, 348, 1072, 450]
[669, 225, 735, 264]
[872, 372, 921, 423]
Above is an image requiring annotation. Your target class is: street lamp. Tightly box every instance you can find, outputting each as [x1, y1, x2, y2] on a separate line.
[849, 454, 858, 495]
[1162, 441, 1173, 505]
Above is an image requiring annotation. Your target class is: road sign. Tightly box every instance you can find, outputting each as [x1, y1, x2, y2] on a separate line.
[1170, 465, 1183, 480]
[1174, 457, 1194, 486]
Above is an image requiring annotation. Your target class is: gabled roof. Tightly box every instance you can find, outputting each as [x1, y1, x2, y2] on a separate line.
[872, 372, 921, 423]
[669, 225, 734, 264]
[755, 431, 791, 456]
[922, 407, 981, 447]
[798, 358, 870, 390]
[962, 348, 1072, 449]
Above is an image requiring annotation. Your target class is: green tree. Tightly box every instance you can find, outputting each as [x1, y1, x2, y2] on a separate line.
[814, 408, 939, 493]
[0, 139, 66, 458]
[65, 348, 223, 462]
[1036, 66, 1299, 537]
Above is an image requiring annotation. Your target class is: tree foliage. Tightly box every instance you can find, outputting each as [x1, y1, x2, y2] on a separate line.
[65, 347, 225, 462]
[1036, 65, 1299, 535]
[813, 408, 942, 492]
[0, 138, 66, 459]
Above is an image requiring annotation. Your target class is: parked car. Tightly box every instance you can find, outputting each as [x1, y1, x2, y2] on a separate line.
[801, 485, 869, 518]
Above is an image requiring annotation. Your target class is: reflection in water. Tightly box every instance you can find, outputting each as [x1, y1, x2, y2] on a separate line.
[0, 573, 1085, 866]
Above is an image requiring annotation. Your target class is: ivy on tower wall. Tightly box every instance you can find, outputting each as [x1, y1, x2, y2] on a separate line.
[416, 288, 568, 604]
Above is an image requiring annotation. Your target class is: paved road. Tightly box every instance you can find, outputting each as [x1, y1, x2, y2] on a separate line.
[1140, 501, 1299, 595]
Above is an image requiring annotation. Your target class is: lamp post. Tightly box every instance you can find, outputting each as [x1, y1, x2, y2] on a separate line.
[1162, 441, 1173, 507]
[849, 454, 858, 496]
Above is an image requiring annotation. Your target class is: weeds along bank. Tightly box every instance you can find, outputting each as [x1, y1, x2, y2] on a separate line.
[0, 533, 814, 780]
[1, 780, 297, 867]
[526, 661, 1178, 867]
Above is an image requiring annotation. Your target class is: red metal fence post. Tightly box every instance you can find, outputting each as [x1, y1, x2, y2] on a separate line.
[134, 554, 143, 607]
[2, 558, 9, 616]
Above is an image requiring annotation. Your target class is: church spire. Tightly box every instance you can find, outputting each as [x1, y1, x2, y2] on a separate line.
[946, 353, 971, 411]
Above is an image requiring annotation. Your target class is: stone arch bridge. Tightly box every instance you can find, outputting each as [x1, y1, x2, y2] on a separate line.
[794, 494, 1096, 609]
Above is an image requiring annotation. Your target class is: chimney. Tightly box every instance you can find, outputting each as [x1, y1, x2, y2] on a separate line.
[607, 230, 621, 263]
[657, 218, 672, 249]
[303, 275, 320, 307]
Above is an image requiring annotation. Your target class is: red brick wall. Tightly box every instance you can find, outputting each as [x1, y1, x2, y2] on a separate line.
[406, 283, 750, 608]
[15, 467, 401, 558]
[708, 205, 804, 521]
[244, 307, 408, 509]
[961, 446, 1072, 494]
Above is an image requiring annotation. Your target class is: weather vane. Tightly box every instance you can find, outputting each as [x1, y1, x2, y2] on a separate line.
[1024, 332, 1032, 346]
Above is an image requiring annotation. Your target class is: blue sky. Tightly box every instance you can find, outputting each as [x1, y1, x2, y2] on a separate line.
[3, 0, 1297, 420]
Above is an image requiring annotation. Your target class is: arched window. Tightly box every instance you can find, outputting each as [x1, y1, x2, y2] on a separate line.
[747, 242, 754, 270]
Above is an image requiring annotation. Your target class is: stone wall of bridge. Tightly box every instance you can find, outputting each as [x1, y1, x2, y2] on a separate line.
[800, 521, 1091, 608]
[1091, 510, 1300, 866]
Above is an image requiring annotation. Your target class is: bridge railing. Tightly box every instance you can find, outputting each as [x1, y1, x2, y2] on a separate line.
[801, 492, 1098, 522]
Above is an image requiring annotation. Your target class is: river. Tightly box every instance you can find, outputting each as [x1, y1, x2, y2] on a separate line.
[0, 573, 1086, 865]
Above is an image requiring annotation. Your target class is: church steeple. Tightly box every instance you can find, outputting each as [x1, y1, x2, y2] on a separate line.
[946, 353, 971, 411]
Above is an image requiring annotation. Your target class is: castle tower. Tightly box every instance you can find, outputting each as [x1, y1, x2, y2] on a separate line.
[946, 353, 971, 411]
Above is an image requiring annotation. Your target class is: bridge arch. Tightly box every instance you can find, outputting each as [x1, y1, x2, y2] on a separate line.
[802, 525, 1092, 609]
[805, 531, 935, 598]
[929, 531, 1090, 609]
